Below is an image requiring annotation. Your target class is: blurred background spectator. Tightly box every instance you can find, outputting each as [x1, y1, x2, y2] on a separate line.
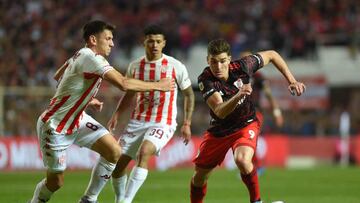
[0, 0, 359, 137]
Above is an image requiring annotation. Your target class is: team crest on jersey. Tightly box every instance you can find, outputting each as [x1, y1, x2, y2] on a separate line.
[199, 82, 204, 91]
[233, 78, 243, 89]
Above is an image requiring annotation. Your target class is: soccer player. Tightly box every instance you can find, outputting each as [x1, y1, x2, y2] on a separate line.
[29, 20, 174, 203]
[190, 39, 305, 203]
[84, 24, 194, 203]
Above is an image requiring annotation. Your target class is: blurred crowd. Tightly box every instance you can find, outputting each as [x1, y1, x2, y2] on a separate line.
[1, 0, 360, 136]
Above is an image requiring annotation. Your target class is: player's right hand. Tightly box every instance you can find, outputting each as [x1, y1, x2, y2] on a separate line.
[158, 78, 176, 91]
[288, 81, 306, 96]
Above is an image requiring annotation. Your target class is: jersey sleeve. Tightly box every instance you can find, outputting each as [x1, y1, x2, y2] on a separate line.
[86, 53, 114, 77]
[237, 54, 264, 77]
[198, 73, 216, 101]
[175, 62, 192, 90]
[126, 62, 136, 78]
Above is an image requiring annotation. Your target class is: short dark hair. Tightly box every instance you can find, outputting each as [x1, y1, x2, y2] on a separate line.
[83, 20, 115, 42]
[207, 39, 231, 56]
[143, 25, 165, 38]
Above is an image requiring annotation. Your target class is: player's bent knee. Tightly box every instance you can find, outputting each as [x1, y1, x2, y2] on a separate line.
[107, 144, 121, 163]
[94, 135, 122, 163]
[234, 157, 252, 170]
[137, 143, 156, 158]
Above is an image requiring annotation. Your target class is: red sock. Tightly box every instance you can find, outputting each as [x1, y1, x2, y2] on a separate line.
[241, 168, 261, 202]
[190, 181, 207, 203]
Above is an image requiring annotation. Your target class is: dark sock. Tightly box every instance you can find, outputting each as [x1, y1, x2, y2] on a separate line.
[190, 181, 207, 203]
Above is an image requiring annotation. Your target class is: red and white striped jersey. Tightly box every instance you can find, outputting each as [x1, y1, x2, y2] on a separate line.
[41, 47, 113, 134]
[128, 54, 191, 126]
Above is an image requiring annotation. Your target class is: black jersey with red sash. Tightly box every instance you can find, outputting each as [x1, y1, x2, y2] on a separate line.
[198, 54, 264, 137]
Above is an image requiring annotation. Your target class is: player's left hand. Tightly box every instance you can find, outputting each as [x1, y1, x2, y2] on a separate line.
[180, 124, 191, 145]
[158, 78, 176, 91]
[288, 81, 306, 96]
[89, 98, 103, 112]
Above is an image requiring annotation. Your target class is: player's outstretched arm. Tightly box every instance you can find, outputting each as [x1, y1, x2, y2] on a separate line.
[104, 69, 175, 92]
[257, 50, 306, 96]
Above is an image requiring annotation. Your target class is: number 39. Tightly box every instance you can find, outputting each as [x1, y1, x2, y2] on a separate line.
[149, 128, 164, 139]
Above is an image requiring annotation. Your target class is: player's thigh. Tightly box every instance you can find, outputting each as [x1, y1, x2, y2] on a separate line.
[119, 121, 148, 160]
[37, 118, 74, 172]
[233, 145, 255, 163]
[231, 120, 261, 152]
[143, 124, 175, 155]
[74, 113, 110, 149]
[193, 132, 232, 169]
[92, 135, 121, 161]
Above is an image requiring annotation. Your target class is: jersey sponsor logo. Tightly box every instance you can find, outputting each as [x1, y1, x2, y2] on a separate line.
[141, 95, 163, 105]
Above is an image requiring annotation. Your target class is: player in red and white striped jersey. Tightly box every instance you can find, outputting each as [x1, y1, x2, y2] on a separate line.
[29, 20, 174, 203]
[83, 25, 194, 203]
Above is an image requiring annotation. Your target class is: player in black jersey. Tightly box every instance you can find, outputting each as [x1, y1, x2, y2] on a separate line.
[190, 39, 305, 203]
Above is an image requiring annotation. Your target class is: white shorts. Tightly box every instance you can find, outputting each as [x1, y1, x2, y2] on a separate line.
[119, 119, 176, 159]
[37, 112, 108, 172]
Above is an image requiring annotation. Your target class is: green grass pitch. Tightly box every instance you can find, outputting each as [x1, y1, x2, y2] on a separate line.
[1, 167, 359, 203]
